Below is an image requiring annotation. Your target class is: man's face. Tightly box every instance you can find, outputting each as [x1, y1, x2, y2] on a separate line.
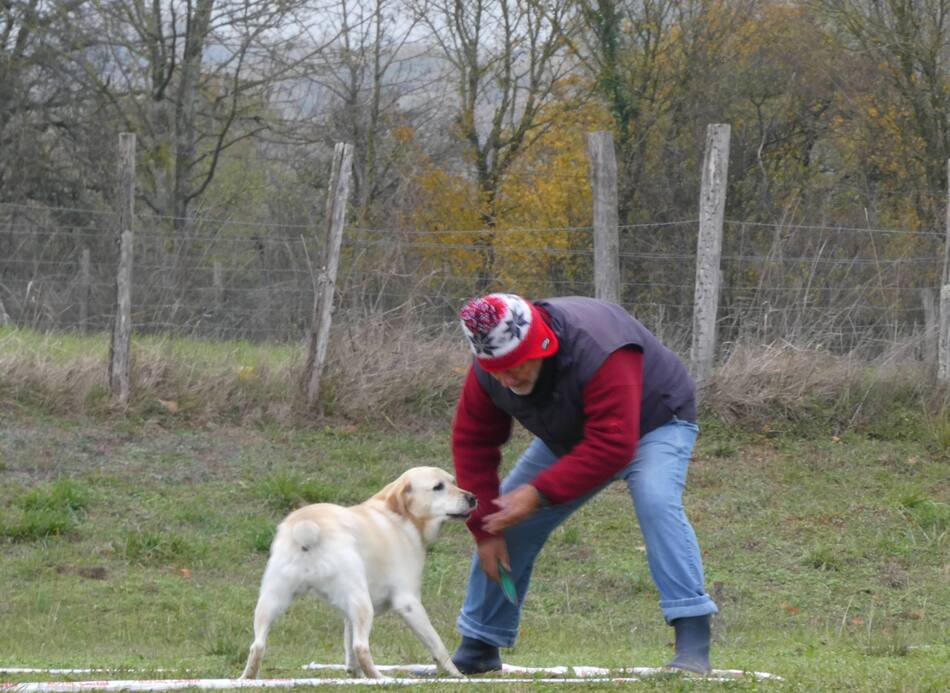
[489, 358, 544, 395]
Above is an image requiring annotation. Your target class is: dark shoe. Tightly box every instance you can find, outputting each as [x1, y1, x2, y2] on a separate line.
[665, 615, 712, 674]
[451, 635, 502, 675]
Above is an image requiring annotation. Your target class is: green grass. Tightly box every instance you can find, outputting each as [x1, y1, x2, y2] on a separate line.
[0, 325, 296, 369]
[1, 478, 92, 541]
[0, 411, 947, 692]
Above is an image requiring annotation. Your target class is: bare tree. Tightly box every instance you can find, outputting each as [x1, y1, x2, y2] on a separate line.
[0, 1, 92, 204]
[71, 1, 337, 231]
[288, 0, 443, 225]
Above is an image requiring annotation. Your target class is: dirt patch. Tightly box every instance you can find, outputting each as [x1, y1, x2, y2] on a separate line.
[0, 412, 277, 485]
[56, 565, 108, 580]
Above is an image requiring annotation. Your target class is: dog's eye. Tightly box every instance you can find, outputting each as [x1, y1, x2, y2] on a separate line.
[433, 482, 445, 491]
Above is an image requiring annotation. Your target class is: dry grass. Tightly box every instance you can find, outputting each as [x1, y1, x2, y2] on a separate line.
[705, 340, 941, 433]
[320, 315, 466, 423]
[0, 329, 108, 414]
[2, 323, 945, 435]
[0, 318, 467, 426]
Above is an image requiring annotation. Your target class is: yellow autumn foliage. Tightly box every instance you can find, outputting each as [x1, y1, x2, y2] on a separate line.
[410, 99, 612, 300]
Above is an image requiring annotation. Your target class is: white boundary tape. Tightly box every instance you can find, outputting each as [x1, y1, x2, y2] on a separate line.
[1, 663, 783, 690]
[0, 673, 172, 677]
[4, 678, 652, 691]
[303, 663, 783, 681]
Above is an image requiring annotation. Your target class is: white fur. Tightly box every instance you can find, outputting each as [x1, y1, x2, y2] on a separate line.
[239, 466, 476, 680]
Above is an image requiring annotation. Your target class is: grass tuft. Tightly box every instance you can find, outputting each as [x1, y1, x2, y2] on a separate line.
[802, 545, 842, 572]
[21, 478, 91, 514]
[256, 470, 337, 512]
[898, 493, 950, 534]
[202, 623, 247, 665]
[247, 521, 277, 554]
[0, 478, 91, 542]
[116, 529, 204, 566]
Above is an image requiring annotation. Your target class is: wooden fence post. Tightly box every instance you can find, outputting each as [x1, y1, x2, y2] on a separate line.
[944, 159, 950, 286]
[690, 124, 731, 388]
[586, 131, 621, 304]
[304, 142, 354, 409]
[941, 159, 950, 382]
[80, 247, 91, 333]
[109, 133, 135, 406]
[921, 288, 937, 364]
[213, 261, 224, 313]
[940, 286, 950, 382]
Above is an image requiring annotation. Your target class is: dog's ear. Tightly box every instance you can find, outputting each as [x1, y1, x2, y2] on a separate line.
[386, 478, 412, 517]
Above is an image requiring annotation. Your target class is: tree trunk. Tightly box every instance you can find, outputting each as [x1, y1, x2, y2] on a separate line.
[173, 0, 215, 232]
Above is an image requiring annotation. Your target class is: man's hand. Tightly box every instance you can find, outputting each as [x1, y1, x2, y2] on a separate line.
[477, 536, 510, 583]
[483, 484, 542, 534]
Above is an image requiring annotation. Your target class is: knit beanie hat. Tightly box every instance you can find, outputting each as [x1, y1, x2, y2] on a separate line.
[459, 293, 559, 372]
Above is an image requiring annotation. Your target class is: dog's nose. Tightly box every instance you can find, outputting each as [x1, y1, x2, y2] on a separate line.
[465, 493, 477, 508]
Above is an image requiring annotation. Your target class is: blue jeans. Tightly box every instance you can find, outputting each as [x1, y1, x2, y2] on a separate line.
[456, 418, 718, 647]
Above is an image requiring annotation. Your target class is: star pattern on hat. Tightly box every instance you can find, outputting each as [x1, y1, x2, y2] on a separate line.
[467, 330, 496, 356]
[504, 307, 528, 340]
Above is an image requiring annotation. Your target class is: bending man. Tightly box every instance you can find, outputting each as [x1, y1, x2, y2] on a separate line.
[450, 293, 718, 675]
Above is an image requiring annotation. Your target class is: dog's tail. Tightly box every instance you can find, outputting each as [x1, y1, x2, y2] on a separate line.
[289, 519, 321, 553]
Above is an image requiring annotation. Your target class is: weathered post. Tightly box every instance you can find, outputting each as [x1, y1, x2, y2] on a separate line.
[213, 261, 224, 313]
[940, 286, 950, 382]
[921, 288, 937, 364]
[304, 142, 354, 409]
[79, 247, 91, 333]
[944, 159, 950, 286]
[940, 159, 950, 382]
[690, 124, 731, 389]
[110, 133, 136, 406]
[586, 131, 621, 304]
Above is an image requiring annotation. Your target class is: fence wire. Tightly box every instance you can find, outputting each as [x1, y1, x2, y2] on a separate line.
[0, 203, 943, 358]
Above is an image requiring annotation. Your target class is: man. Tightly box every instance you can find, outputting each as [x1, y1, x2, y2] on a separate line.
[450, 293, 718, 675]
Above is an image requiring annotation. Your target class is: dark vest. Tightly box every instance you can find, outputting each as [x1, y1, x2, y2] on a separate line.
[473, 297, 696, 457]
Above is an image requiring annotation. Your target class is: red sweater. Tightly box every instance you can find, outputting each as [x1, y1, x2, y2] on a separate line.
[452, 348, 643, 542]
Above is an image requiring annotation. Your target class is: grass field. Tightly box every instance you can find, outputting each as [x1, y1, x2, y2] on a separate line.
[0, 408, 947, 692]
[1, 326, 948, 691]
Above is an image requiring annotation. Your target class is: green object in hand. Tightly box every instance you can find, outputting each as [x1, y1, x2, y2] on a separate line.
[498, 561, 517, 604]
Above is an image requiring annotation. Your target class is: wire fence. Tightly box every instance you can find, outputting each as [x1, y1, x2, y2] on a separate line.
[0, 201, 944, 358]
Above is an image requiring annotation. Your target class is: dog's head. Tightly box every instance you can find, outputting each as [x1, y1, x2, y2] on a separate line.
[377, 467, 476, 542]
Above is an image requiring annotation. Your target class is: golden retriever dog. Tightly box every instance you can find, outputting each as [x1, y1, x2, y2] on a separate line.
[240, 466, 476, 680]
